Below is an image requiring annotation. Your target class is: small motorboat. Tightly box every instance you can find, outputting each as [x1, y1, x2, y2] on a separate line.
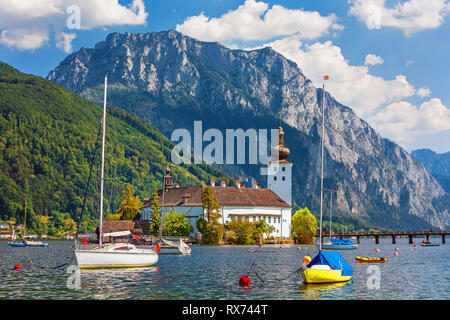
[8, 240, 48, 247]
[355, 256, 387, 263]
[421, 241, 440, 247]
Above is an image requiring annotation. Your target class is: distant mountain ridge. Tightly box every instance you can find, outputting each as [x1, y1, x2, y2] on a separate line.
[412, 149, 450, 194]
[47, 30, 449, 230]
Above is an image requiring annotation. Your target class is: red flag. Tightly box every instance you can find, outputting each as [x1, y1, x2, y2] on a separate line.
[324, 75, 329, 80]
[132, 234, 140, 241]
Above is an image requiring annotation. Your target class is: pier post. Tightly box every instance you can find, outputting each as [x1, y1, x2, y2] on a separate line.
[356, 236, 360, 244]
[408, 234, 413, 244]
[426, 234, 430, 242]
[375, 235, 379, 244]
[392, 235, 396, 244]
[442, 234, 446, 244]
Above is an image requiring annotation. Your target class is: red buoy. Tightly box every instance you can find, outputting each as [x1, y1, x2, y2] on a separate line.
[13, 264, 22, 270]
[239, 275, 251, 287]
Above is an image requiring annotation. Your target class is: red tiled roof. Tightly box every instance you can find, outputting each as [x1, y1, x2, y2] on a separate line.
[142, 186, 291, 208]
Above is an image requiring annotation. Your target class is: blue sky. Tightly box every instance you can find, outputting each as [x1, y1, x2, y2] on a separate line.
[0, 0, 449, 153]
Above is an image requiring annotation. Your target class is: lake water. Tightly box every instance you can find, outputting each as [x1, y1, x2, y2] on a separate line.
[0, 237, 448, 300]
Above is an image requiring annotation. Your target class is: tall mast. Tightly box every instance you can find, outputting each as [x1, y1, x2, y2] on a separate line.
[160, 166, 166, 241]
[99, 75, 107, 246]
[319, 83, 326, 251]
[329, 192, 333, 240]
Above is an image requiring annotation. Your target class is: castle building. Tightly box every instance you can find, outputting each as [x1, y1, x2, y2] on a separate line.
[140, 125, 292, 238]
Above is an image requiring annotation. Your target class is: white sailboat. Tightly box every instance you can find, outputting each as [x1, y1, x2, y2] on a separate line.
[74, 75, 158, 269]
[301, 77, 353, 283]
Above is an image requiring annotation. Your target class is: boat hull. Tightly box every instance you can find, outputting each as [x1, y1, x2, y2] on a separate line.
[75, 248, 158, 269]
[317, 244, 358, 250]
[160, 246, 192, 255]
[355, 256, 387, 263]
[421, 243, 440, 247]
[301, 268, 352, 284]
[8, 242, 48, 247]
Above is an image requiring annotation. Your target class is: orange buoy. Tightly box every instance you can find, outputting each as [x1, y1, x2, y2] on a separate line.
[239, 276, 251, 287]
[303, 256, 311, 263]
[155, 243, 161, 253]
[375, 249, 380, 253]
[413, 244, 417, 247]
[394, 252, 398, 256]
[297, 247, 300, 250]
[13, 264, 22, 270]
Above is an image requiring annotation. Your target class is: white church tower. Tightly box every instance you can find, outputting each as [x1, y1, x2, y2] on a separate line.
[267, 125, 292, 206]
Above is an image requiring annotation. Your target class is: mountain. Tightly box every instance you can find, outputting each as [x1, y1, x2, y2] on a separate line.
[0, 61, 230, 235]
[47, 30, 449, 230]
[412, 149, 450, 193]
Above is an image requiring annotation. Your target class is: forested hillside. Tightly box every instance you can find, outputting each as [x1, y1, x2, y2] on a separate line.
[0, 62, 230, 236]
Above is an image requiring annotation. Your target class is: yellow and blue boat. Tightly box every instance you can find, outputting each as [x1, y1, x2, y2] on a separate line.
[301, 251, 353, 284]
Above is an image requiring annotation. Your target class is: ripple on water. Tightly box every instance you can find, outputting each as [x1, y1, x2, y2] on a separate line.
[0, 238, 448, 299]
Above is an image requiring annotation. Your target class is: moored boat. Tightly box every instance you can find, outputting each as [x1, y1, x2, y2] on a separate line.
[319, 239, 358, 250]
[301, 77, 353, 284]
[301, 251, 353, 283]
[73, 76, 158, 269]
[355, 256, 387, 263]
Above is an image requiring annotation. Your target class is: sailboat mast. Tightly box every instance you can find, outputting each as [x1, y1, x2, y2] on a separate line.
[319, 83, 325, 251]
[329, 192, 333, 240]
[160, 167, 166, 241]
[99, 75, 107, 246]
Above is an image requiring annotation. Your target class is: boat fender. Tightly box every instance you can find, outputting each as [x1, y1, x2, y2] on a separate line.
[155, 243, 161, 253]
[13, 264, 22, 270]
[393, 252, 398, 256]
[297, 247, 300, 250]
[303, 256, 311, 263]
[375, 249, 380, 252]
[239, 276, 251, 287]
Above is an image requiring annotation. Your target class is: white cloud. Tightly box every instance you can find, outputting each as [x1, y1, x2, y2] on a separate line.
[348, 0, 450, 36]
[416, 87, 431, 98]
[405, 59, 415, 66]
[261, 37, 415, 117]
[175, 0, 343, 42]
[369, 98, 450, 147]
[0, 0, 148, 51]
[0, 29, 49, 51]
[364, 53, 384, 66]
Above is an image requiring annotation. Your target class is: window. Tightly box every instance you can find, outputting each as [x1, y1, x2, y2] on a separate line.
[274, 176, 277, 181]
[268, 217, 271, 223]
[282, 176, 285, 181]
[282, 167, 285, 172]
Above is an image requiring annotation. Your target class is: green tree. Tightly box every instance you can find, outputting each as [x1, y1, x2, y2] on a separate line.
[253, 219, 275, 241]
[162, 209, 194, 236]
[116, 184, 143, 220]
[147, 188, 162, 235]
[197, 185, 225, 244]
[291, 207, 317, 244]
[201, 185, 222, 222]
[228, 218, 255, 245]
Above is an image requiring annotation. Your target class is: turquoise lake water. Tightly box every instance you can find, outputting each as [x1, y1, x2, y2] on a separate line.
[0, 237, 448, 300]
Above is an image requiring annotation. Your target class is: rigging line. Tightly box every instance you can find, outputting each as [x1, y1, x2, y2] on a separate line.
[74, 116, 103, 243]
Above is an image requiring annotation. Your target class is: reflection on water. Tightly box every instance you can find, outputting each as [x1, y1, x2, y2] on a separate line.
[301, 281, 352, 300]
[0, 237, 448, 300]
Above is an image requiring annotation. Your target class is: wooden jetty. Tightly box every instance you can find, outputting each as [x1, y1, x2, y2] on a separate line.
[320, 230, 448, 244]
